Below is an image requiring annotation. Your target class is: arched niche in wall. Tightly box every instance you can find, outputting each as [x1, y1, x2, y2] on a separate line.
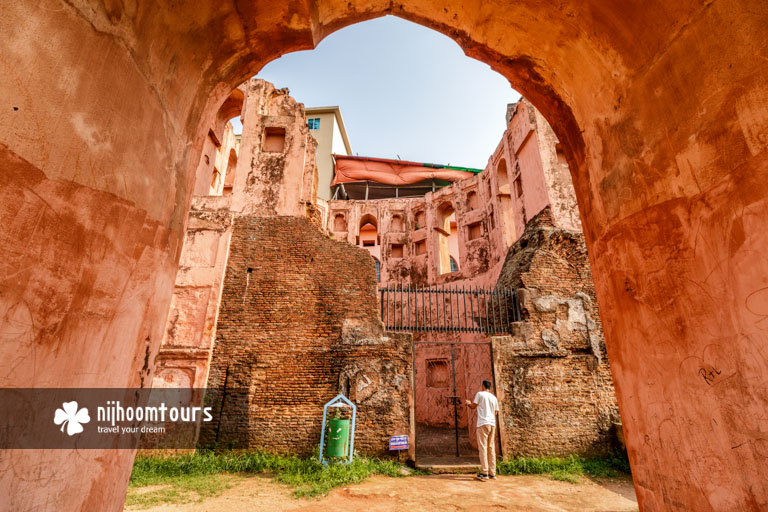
[391, 214, 404, 232]
[223, 148, 238, 195]
[467, 190, 479, 210]
[333, 213, 347, 232]
[359, 213, 378, 247]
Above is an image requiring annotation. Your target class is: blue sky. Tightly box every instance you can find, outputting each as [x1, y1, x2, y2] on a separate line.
[237, 16, 521, 170]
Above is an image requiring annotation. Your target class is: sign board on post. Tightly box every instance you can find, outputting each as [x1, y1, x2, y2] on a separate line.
[389, 435, 409, 451]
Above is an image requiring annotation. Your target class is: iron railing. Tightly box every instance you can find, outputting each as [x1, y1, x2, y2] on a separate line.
[379, 285, 521, 334]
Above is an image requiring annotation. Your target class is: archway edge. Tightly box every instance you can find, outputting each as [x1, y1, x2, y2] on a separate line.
[1, 1, 768, 511]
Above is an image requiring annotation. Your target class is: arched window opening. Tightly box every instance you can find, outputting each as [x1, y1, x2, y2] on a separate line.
[223, 148, 238, 195]
[497, 159, 511, 195]
[359, 214, 378, 247]
[450, 256, 459, 273]
[373, 257, 381, 283]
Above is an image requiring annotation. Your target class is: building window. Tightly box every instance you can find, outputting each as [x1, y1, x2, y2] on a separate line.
[391, 244, 404, 259]
[373, 257, 381, 282]
[450, 256, 459, 273]
[308, 118, 321, 130]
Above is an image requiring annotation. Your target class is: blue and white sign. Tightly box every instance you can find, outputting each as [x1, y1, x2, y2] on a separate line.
[389, 435, 409, 450]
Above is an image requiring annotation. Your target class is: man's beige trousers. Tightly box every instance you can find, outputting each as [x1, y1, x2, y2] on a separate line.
[476, 424, 496, 476]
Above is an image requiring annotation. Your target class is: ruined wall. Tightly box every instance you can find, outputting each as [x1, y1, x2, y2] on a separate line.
[493, 208, 618, 456]
[325, 99, 577, 288]
[200, 216, 412, 456]
[153, 196, 234, 390]
[231, 79, 318, 217]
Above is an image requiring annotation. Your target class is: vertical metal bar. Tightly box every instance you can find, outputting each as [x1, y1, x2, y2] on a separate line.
[448, 285, 454, 332]
[429, 286, 433, 332]
[415, 285, 419, 332]
[490, 291, 497, 334]
[442, 284, 449, 333]
[386, 288, 390, 330]
[502, 290, 509, 333]
[407, 284, 411, 331]
[380, 288, 384, 324]
[450, 343, 460, 457]
[398, 284, 402, 331]
[483, 289, 490, 334]
[462, 285, 468, 333]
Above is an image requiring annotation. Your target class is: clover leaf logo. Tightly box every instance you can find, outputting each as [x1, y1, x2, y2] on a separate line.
[54, 401, 90, 436]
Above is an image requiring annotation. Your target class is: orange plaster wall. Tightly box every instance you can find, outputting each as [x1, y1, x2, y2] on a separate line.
[2, 1, 768, 511]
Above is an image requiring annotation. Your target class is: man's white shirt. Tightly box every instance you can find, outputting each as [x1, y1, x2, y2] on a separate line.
[473, 390, 499, 427]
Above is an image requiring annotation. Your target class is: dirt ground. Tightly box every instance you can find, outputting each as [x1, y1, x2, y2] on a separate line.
[127, 474, 638, 512]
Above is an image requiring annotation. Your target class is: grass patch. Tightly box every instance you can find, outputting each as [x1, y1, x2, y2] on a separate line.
[125, 474, 236, 508]
[127, 450, 411, 507]
[497, 454, 631, 483]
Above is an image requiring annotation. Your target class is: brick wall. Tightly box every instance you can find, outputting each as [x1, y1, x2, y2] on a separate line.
[493, 207, 620, 456]
[199, 216, 412, 456]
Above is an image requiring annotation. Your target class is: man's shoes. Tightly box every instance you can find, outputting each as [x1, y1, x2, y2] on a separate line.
[488, 475, 496, 479]
[476, 473, 489, 481]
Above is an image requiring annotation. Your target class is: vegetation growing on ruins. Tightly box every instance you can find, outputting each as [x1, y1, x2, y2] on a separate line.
[127, 450, 410, 507]
[126, 450, 631, 508]
[498, 454, 631, 483]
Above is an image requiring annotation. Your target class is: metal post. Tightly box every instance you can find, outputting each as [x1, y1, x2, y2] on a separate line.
[407, 284, 411, 331]
[429, 286, 433, 332]
[490, 291, 497, 334]
[450, 343, 460, 457]
[462, 285, 468, 333]
[443, 284, 449, 333]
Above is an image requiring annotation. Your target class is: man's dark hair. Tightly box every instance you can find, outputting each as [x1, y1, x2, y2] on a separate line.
[482, 380, 492, 390]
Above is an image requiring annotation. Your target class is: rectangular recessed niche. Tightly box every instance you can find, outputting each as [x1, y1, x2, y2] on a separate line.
[415, 240, 426, 255]
[263, 127, 286, 153]
[426, 359, 449, 388]
[363, 240, 375, 247]
[391, 244, 404, 258]
[468, 222, 482, 240]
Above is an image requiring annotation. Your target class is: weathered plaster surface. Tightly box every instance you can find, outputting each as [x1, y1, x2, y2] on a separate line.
[1, 0, 767, 510]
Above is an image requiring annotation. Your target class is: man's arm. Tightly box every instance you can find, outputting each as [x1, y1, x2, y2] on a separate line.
[465, 399, 478, 409]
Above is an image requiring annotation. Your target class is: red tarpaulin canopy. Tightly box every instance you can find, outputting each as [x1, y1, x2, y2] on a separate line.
[331, 155, 480, 186]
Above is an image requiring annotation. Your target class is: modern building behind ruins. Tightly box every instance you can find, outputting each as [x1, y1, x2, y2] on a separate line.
[153, 78, 619, 463]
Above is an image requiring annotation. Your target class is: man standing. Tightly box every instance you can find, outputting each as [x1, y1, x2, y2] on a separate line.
[465, 380, 499, 481]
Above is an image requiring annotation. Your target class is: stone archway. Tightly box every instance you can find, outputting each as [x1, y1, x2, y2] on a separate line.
[1, 1, 767, 510]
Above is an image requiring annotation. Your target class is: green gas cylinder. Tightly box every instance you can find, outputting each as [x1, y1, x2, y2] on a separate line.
[325, 417, 350, 457]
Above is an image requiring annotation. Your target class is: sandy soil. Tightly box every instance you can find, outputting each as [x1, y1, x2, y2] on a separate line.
[127, 474, 638, 512]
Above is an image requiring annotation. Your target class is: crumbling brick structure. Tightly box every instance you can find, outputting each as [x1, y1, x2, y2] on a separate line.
[183, 79, 413, 456]
[199, 216, 411, 455]
[493, 207, 619, 456]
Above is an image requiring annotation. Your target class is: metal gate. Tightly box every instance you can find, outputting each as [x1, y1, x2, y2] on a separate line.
[413, 341, 497, 460]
